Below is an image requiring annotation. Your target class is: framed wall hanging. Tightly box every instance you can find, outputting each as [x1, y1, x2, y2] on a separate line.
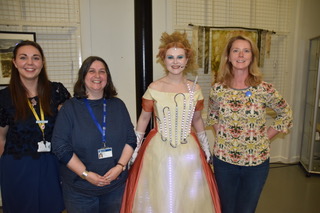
[0, 31, 36, 86]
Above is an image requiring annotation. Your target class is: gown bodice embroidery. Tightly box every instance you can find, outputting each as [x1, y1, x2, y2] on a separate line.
[144, 83, 202, 148]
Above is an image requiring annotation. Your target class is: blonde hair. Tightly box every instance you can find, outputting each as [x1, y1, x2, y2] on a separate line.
[216, 35, 262, 87]
[156, 31, 198, 75]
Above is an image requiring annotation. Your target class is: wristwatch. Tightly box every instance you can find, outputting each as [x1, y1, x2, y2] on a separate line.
[117, 162, 126, 171]
[81, 170, 89, 179]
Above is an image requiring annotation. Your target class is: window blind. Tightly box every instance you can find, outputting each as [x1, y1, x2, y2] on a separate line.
[0, 0, 81, 93]
[171, 0, 295, 115]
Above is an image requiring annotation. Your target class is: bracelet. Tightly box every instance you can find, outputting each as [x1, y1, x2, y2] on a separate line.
[117, 162, 126, 171]
[81, 170, 89, 179]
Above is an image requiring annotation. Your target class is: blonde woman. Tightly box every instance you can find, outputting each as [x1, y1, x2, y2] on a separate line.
[207, 35, 293, 213]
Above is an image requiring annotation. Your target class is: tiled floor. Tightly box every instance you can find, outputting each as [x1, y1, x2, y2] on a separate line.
[256, 163, 320, 213]
[0, 163, 319, 213]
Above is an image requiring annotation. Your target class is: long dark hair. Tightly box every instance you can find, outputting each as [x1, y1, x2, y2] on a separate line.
[9, 40, 52, 120]
[73, 56, 117, 99]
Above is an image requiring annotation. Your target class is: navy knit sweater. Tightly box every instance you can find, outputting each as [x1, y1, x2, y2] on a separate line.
[52, 97, 136, 196]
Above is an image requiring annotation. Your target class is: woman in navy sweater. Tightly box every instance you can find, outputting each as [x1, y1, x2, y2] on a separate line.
[52, 56, 136, 213]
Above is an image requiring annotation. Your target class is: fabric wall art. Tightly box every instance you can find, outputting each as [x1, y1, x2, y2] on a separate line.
[191, 25, 273, 82]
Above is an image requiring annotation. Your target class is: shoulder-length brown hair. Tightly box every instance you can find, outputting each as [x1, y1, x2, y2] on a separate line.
[156, 31, 198, 76]
[216, 35, 262, 87]
[73, 56, 117, 99]
[9, 40, 52, 120]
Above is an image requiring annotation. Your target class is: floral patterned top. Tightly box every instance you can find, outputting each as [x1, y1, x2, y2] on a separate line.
[207, 81, 293, 166]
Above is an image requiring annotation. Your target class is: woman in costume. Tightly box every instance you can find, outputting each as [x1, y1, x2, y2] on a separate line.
[121, 31, 221, 213]
[207, 35, 293, 213]
[0, 40, 70, 212]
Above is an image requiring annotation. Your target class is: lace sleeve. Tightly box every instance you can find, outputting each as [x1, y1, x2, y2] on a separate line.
[53, 82, 71, 105]
[0, 105, 9, 127]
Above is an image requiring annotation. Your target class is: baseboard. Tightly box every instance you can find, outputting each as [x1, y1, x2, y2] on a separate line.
[270, 155, 300, 164]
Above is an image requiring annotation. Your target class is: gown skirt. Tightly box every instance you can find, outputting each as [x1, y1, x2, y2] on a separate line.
[121, 129, 221, 213]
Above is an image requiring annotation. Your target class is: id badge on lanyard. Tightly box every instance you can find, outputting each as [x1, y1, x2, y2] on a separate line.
[28, 100, 51, 152]
[98, 147, 113, 159]
[84, 98, 112, 159]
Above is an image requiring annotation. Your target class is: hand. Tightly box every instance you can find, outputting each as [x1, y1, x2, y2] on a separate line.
[84, 171, 109, 187]
[197, 131, 212, 162]
[103, 165, 123, 184]
[128, 131, 145, 167]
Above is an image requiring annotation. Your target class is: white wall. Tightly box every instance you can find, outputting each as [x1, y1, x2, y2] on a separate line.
[80, 0, 136, 122]
[152, 0, 173, 81]
[290, 0, 320, 162]
[79, 0, 174, 124]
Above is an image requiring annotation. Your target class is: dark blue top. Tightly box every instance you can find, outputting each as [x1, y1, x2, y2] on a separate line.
[52, 97, 136, 196]
[0, 82, 70, 213]
[0, 82, 71, 159]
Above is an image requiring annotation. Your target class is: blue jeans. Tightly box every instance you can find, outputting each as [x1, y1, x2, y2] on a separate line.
[213, 156, 269, 213]
[62, 183, 125, 213]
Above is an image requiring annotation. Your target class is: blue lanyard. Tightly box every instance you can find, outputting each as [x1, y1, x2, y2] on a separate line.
[84, 98, 107, 147]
